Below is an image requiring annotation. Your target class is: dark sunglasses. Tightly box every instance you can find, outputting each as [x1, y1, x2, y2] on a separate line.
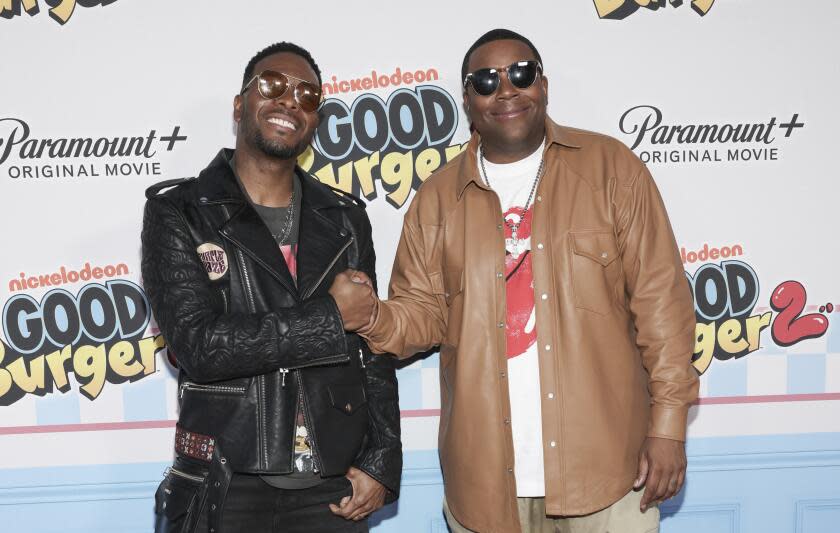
[240, 70, 323, 113]
[463, 60, 543, 96]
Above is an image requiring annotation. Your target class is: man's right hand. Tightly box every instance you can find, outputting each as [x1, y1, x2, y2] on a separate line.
[329, 270, 376, 331]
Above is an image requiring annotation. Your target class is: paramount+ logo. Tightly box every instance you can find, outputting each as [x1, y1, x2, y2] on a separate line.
[593, 0, 715, 19]
[0, 0, 119, 25]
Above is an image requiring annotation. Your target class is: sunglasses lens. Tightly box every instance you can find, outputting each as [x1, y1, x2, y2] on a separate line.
[295, 82, 322, 112]
[508, 61, 539, 89]
[258, 71, 289, 99]
[471, 69, 499, 96]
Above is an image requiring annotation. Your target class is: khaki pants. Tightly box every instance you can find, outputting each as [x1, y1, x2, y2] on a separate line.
[443, 489, 659, 533]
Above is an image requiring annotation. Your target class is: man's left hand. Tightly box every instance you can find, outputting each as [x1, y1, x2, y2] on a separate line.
[634, 436, 687, 512]
[329, 466, 387, 521]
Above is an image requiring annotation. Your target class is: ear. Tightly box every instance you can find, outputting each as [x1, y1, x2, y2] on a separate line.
[540, 75, 549, 105]
[233, 94, 243, 124]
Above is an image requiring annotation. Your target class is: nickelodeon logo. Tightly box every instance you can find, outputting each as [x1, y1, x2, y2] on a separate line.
[0, 0, 118, 25]
[681, 243, 744, 265]
[594, 0, 715, 19]
[322, 67, 440, 97]
[8, 262, 129, 292]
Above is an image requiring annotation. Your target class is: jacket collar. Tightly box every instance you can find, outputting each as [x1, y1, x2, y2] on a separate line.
[455, 117, 581, 199]
[200, 149, 353, 300]
[195, 148, 348, 211]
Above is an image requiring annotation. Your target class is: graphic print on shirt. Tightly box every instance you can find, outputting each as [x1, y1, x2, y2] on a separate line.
[504, 206, 537, 359]
[278, 243, 315, 473]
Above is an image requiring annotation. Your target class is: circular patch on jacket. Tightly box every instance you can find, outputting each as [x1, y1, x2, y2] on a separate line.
[196, 243, 228, 280]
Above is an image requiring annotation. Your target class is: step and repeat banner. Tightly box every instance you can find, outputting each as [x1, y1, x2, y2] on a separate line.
[1, 0, 838, 531]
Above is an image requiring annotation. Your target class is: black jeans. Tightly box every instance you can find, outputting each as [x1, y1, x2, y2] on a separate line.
[192, 473, 367, 533]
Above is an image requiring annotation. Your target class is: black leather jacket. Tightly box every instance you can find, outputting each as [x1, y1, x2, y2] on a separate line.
[141, 149, 401, 497]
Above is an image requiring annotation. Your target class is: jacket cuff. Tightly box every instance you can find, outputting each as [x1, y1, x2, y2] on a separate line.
[354, 447, 402, 502]
[356, 298, 389, 353]
[647, 404, 689, 442]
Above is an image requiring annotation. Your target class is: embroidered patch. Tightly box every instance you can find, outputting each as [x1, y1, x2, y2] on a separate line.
[196, 243, 228, 280]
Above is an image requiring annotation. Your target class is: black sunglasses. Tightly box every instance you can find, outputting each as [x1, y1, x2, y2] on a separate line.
[463, 60, 543, 96]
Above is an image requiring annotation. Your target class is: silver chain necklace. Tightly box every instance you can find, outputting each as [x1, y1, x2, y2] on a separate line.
[271, 190, 296, 245]
[479, 144, 545, 257]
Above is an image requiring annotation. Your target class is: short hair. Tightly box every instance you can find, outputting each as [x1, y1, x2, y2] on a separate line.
[242, 42, 323, 89]
[461, 29, 543, 83]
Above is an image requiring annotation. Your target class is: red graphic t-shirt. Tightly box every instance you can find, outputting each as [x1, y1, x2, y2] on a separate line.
[503, 206, 537, 358]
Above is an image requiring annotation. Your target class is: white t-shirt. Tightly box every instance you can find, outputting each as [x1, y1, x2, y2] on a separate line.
[478, 142, 546, 497]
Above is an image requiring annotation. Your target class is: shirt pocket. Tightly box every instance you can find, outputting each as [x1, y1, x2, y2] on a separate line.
[570, 231, 621, 315]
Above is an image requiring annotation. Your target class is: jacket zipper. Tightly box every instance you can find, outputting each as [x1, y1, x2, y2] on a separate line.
[166, 466, 206, 483]
[220, 288, 229, 313]
[302, 235, 354, 300]
[179, 381, 246, 398]
[359, 347, 366, 368]
[233, 245, 270, 470]
[296, 371, 321, 473]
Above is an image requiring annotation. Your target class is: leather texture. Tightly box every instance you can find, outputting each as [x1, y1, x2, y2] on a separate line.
[142, 150, 401, 506]
[361, 119, 698, 531]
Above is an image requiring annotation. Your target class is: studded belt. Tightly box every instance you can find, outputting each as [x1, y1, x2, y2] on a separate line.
[174, 425, 216, 463]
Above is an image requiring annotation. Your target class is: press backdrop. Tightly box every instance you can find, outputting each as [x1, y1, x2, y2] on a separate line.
[1, 1, 838, 532]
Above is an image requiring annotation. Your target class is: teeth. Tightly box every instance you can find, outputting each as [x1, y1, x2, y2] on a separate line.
[267, 117, 296, 130]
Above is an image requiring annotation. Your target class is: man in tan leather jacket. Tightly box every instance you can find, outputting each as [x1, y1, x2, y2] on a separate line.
[352, 29, 698, 532]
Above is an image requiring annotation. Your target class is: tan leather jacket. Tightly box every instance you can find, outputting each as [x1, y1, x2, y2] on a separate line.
[361, 118, 698, 532]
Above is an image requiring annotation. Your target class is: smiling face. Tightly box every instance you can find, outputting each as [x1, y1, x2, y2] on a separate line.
[464, 39, 548, 161]
[234, 52, 320, 160]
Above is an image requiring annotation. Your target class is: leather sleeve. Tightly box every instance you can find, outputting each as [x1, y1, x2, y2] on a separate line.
[358, 197, 447, 357]
[352, 210, 402, 501]
[614, 163, 699, 442]
[141, 196, 348, 383]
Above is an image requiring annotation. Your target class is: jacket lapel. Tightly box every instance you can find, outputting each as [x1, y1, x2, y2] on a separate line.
[197, 149, 354, 301]
[197, 149, 299, 298]
[295, 180, 354, 300]
[219, 203, 299, 298]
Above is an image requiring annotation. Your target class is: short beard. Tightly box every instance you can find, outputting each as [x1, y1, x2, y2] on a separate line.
[254, 129, 309, 160]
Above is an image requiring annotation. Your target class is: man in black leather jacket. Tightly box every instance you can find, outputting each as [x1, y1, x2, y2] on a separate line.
[142, 42, 401, 533]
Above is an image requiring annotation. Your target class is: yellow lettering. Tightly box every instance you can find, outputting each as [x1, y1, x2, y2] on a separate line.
[108, 340, 143, 378]
[47, 0, 75, 24]
[594, 0, 713, 18]
[745, 312, 772, 351]
[415, 148, 442, 182]
[138, 335, 165, 376]
[717, 318, 748, 354]
[445, 142, 469, 162]
[0, 343, 14, 398]
[692, 0, 715, 15]
[45, 345, 73, 390]
[353, 151, 380, 198]
[0, 0, 38, 17]
[593, 0, 630, 18]
[380, 151, 413, 208]
[692, 321, 715, 375]
[74, 344, 106, 399]
[7, 355, 46, 393]
[314, 161, 354, 193]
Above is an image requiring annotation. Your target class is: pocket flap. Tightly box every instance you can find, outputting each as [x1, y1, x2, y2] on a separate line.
[571, 232, 619, 267]
[157, 470, 205, 521]
[328, 384, 368, 415]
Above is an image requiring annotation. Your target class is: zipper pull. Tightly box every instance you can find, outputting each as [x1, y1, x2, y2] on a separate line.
[359, 347, 366, 368]
[280, 368, 288, 387]
[179, 382, 186, 399]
